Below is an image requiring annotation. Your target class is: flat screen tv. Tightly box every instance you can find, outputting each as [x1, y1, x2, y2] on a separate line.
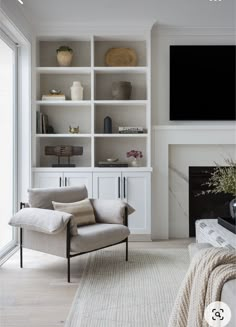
[170, 45, 236, 121]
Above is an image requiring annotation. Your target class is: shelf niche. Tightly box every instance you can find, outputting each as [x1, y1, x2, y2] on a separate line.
[95, 105, 147, 134]
[94, 39, 147, 67]
[95, 137, 147, 167]
[38, 40, 91, 67]
[38, 137, 91, 168]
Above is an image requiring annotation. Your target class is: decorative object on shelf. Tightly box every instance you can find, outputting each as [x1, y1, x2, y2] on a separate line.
[106, 158, 118, 162]
[105, 48, 137, 66]
[199, 158, 236, 219]
[49, 89, 61, 95]
[127, 150, 143, 167]
[104, 116, 112, 133]
[98, 161, 128, 167]
[56, 45, 73, 67]
[36, 112, 54, 134]
[118, 127, 144, 134]
[70, 81, 84, 100]
[69, 125, 79, 134]
[112, 81, 132, 100]
[45, 145, 83, 167]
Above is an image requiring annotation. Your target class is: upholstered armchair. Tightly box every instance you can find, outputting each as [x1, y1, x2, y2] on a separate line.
[9, 185, 132, 282]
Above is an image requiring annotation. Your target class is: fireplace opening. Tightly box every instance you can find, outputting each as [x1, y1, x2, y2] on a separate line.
[189, 166, 232, 237]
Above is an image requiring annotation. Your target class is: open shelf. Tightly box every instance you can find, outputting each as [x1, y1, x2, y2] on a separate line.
[36, 67, 91, 74]
[39, 74, 91, 101]
[37, 137, 91, 168]
[38, 40, 91, 67]
[34, 35, 150, 169]
[95, 73, 147, 100]
[94, 39, 147, 67]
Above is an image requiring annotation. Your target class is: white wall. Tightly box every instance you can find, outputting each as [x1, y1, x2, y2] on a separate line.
[151, 25, 236, 239]
[151, 25, 236, 126]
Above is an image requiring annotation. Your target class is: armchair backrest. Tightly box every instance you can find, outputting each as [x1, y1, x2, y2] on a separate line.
[28, 185, 88, 209]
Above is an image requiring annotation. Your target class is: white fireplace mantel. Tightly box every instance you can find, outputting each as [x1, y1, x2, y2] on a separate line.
[152, 124, 236, 240]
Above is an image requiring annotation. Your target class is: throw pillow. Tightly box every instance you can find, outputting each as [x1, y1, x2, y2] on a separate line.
[52, 198, 96, 227]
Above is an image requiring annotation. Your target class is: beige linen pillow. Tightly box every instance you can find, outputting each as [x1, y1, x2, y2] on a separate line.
[52, 199, 96, 227]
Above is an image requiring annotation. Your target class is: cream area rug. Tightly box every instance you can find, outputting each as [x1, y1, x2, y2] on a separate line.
[65, 247, 189, 327]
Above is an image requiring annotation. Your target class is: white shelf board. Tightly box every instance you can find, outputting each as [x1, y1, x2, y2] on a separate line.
[94, 100, 147, 106]
[94, 67, 147, 74]
[36, 100, 91, 106]
[94, 133, 147, 138]
[36, 67, 91, 74]
[36, 134, 91, 138]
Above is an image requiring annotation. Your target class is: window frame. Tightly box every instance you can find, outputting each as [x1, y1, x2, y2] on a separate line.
[0, 29, 18, 260]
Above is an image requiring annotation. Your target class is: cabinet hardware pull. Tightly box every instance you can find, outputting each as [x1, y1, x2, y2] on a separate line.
[118, 177, 121, 198]
[123, 177, 126, 198]
[59, 177, 62, 187]
[65, 177, 67, 187]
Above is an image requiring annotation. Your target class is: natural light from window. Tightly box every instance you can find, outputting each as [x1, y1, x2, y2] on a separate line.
[0, 37, 14, 250]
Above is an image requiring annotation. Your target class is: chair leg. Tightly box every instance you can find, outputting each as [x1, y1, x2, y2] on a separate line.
[20, 228, 23, 268]
[67, 257, 70, 283]
[125, 238, 128, 261]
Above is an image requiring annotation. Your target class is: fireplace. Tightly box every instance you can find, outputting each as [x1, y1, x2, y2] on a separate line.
[189, 166, 232, 237]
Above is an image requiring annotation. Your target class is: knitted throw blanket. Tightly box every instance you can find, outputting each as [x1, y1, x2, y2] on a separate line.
[168, 247, 236, 327]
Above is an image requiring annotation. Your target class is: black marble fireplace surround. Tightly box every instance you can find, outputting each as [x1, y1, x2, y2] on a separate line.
[189, 166, 232, 237]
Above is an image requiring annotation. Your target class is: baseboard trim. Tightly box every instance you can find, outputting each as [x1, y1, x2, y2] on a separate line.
[129, 234, 152, 242]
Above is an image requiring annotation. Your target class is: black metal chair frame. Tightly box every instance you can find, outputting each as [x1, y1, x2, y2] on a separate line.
[19, 202, 128, 282]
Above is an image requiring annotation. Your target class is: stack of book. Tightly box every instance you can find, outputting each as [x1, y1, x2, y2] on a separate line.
[98, 161, 128, 167]
[118, 127, 144, 134]
[36, 112, 49, 134]
[42, 94, 66, 101]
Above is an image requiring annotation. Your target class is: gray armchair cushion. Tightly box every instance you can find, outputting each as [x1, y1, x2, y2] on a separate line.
[91, 199, 135, 224]
[9, 208, 73, 235]
[71, 223, 130, 253]
[28, 185, 88, 209]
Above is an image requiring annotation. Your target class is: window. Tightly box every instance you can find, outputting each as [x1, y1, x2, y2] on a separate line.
[0, 31, 17, 258]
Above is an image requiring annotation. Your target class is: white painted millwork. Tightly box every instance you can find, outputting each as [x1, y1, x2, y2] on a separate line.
[93, 171, 151, 234]
[33, 172, 93, 197]
[31, 31, 152, 239]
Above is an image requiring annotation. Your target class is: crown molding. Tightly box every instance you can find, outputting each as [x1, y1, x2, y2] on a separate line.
[152, 24, 236, 37]
[36, 21, 154, 37]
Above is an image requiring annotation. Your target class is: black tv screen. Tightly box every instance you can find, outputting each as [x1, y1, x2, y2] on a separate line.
[170, 45, 236, 121]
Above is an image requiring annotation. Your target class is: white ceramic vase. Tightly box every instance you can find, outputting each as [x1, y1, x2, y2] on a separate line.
[71, 81, 83, 100]
[130, 158, 139, 167]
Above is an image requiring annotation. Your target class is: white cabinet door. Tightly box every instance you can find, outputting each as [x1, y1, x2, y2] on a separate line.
[93, 172, 121, 199]
[65, 172, 93, 197]
[122, 172, 151, 235]
[33, 172, 62, 188]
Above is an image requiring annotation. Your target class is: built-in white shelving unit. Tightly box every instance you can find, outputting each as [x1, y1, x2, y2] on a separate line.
[33, 34, 151, 169]
[32, 32, 152, 237]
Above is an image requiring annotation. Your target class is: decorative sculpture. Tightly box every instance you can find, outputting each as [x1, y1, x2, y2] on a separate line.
[45, 145, 83, 167]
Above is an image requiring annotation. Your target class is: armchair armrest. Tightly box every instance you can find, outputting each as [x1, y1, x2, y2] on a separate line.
[9, 207, 75, 235]
[90, 199, 135, 225]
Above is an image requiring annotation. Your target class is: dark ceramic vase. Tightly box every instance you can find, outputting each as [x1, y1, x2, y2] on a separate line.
[112, 81, 132, 100]
[104, 116, 112, 133]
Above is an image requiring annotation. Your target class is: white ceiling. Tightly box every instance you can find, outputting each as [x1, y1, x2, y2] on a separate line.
[3, 0, 236, 29]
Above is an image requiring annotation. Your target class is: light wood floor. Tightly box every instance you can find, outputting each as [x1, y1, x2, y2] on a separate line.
[0, 240, 192, 327]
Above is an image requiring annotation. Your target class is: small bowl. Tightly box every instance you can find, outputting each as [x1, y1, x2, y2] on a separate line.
[49, 89, 61, 95]
[107, 158, 118, 162]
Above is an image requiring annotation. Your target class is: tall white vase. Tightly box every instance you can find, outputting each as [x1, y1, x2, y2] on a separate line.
[70, 81, 83, 100]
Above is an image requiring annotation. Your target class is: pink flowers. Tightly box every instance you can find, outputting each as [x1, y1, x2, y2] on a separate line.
[126, 150, 143, 159]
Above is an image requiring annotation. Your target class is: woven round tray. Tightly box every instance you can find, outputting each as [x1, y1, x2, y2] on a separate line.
[105, 48, 137, 66]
